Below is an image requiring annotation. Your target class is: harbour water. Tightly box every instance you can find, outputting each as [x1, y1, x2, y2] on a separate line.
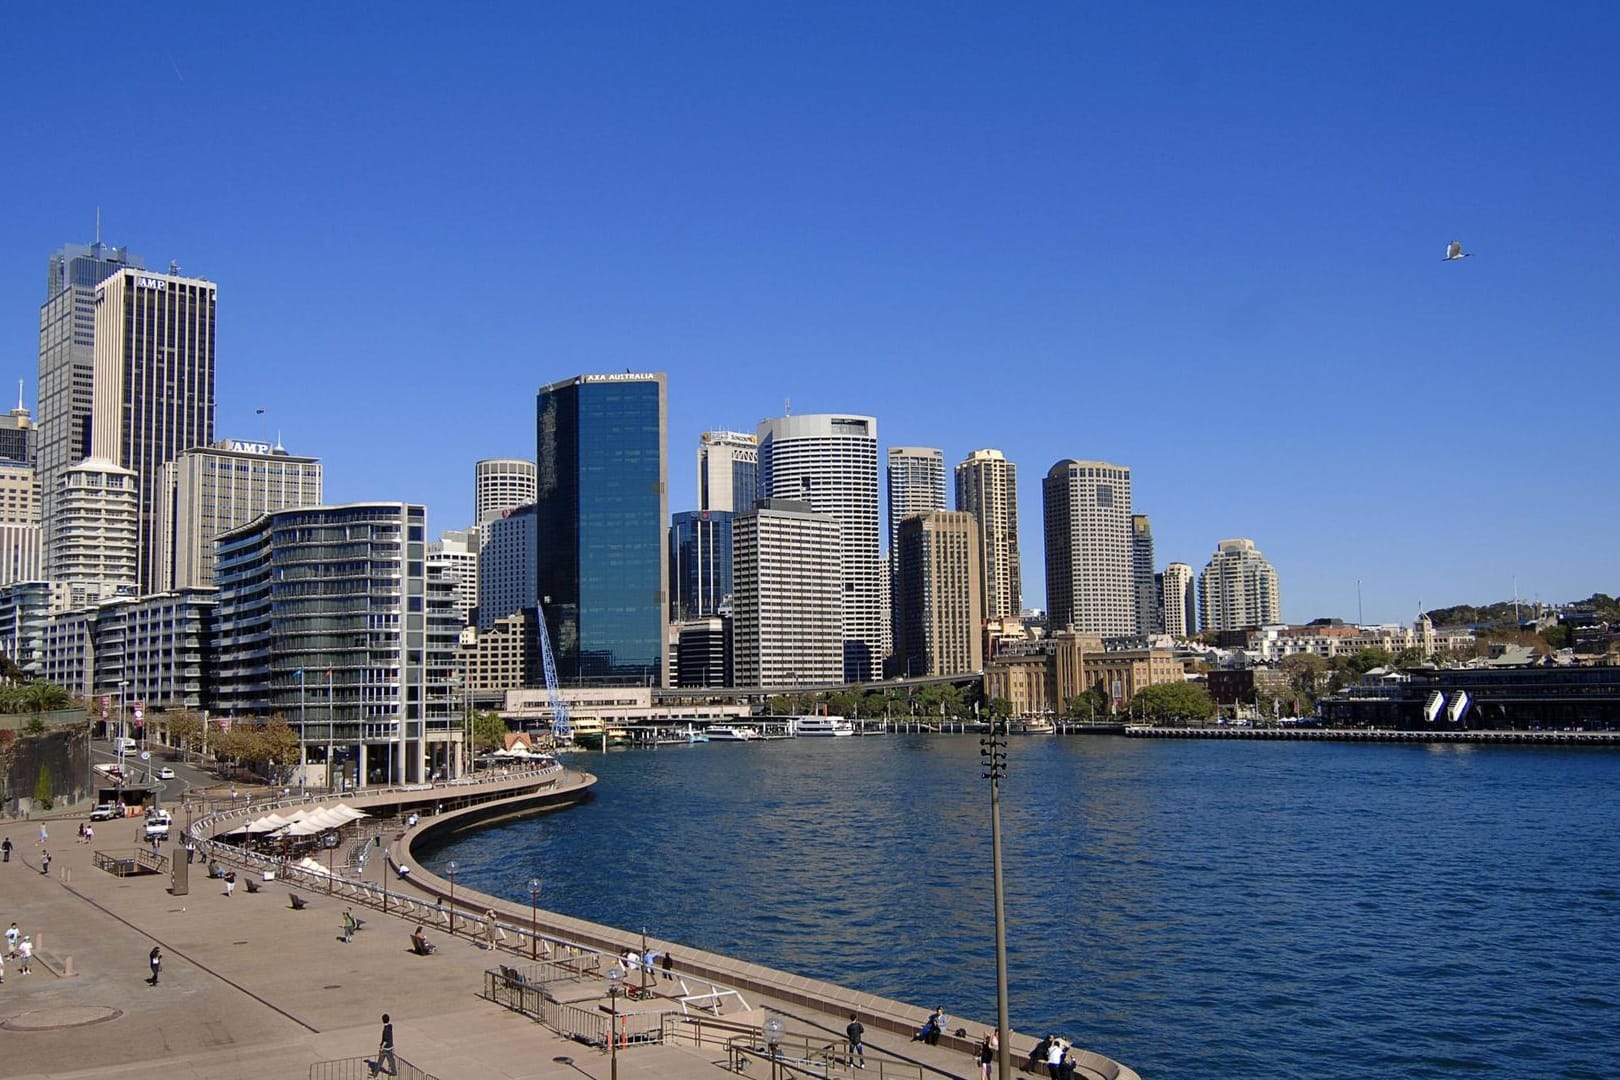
[422, 735, 1620, 1078]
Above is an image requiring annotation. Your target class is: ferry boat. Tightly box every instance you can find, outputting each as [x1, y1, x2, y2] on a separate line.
[792, 715, 856, 737]
[571, 717, 631, 749]
[707, 724, 761, 742]
[1008, 716, 1057, 735]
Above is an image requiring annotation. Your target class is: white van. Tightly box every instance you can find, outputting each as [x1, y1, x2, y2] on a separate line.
[144, 810, 171, 840]
[113, 736, 136, 752]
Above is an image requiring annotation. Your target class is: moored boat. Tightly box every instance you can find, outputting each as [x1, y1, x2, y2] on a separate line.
[791, 715, 856, 737]
[707, 724, 761, 742]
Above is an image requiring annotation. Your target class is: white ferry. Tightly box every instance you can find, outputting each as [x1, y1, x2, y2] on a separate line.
[792, 715, 856, 737]
[707, 725, 761, 742]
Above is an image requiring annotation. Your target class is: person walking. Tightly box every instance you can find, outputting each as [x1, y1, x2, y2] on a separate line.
[223, 869, 236, 897]
[342, 909, 358, 943]
[37, 823, 47, 846]
[40, 850, 51, 876]
[661, 951, 674, 980]
[84, 824, 94, 846]
[977, 1032, 996, 1080]
[2, 835, 12, 862]
[370, 1013, 397, 1076]
[6, 922, 18, 958]
[846, 1014, 866, 1069]
[147, 945, 162, 986]
[18, 936, 33, 975]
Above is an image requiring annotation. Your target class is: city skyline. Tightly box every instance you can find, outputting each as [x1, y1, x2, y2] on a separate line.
[3, 6, 1616, 624]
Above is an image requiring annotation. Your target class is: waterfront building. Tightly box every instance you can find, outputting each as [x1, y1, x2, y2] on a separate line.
[0, 395, 34, 465]
[1042, 459, 1136, 636]
[213, 503, 460, 787]
[731, 498, 843, 687]
[1199, 538, 1282, 632]
[91, 266, 217, 594]
[982, 628, 1182, 716]
[477, 503, 536, 631]
[50, 457, 139, 609]
[428, 527, 479, 627]
[672, 616, 731, 688]
[475, 458, 537, 529]
[37, 606, 94, 698]
[1245, 619, 1475, 663]
[756, 413, 882, 681]
[895, 510, 983, 678]
[86, 588, 218, 715]
[1160, 562, 1197, 639]
[1320, 664, 1620, 730]
[502, 685, 752, 730]
[535, 372, 669, 685]
[155, 439, 323, 591]
[0, 460, 41, 587]
[37, 239, 143, 578]
[698, 430, 758, 513]
[0, 581, 67, 677]
[1132, 514, 1159, 635]
[955, 448, 1022, 621]
[669, 510, 733, 621]
[460, 608, 541, 694]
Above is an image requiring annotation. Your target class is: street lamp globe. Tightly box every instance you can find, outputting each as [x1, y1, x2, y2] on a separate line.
[606, 966, 623, 996]
[763, 1016, 784, 1053]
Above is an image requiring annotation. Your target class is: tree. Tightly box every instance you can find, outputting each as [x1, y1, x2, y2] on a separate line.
[824, 690, 859, 717]
[34, 763, 53, 810]
[1064, 687, 1110, 720]
[1131, 682, 1216, 725]
[471, 711, 509, 754]
[166, 710, 204, 754]
[1281, 654, 1328, 711]
[988, 697, 1014, 721]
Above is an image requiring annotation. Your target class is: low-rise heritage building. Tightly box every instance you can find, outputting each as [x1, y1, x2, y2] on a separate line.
[982, 629, 1184, 716]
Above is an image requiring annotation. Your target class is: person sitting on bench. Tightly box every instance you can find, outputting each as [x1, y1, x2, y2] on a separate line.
[411, 924, 436, 955]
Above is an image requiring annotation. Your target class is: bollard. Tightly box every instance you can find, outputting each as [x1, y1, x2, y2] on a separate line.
[64, 955, 75, 976]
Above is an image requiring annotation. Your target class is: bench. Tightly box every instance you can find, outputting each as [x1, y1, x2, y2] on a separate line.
[244, 877, 261, 894]
[289, 892, 309, 910]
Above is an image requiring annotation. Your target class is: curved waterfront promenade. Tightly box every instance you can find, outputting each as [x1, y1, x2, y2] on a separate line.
[1124, 724, 1620, 744]
[0, 770, 1138, 1080]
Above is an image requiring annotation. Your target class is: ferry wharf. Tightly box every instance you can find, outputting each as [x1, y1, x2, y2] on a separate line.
[1124, 724, 1620, 745]
[0, 768, 1139, 1080]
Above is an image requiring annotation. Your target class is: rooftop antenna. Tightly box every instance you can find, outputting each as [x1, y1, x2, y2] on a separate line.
[784, 397, 791, 416]
[95, 207, 102, 245]
[17, 378, 24, 412]
[1357, 579, 1363, 626]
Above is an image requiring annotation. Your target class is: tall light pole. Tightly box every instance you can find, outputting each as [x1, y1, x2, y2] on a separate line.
[529, 877, 542, 960]
[605, 967, 623, 1080]
[980, 719, 1011, 1080]
[446, 861, 459, 934]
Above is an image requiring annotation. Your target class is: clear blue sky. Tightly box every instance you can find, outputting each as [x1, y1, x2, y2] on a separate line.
[4, 4, 1616, 624]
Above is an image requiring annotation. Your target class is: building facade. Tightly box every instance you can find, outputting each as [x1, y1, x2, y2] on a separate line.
[697, 430, 757, 514]
[535, 372, 668, 684]
[756, 413, 881, 681]
[1132, 514, 1158, 635]
[91, 266, 217, 594]
[0, 460, 41, 587]
[51, 457, 140, 609]
[1199, 538, 1282, 632]
[475, 458, 537, 529]
[672, 616, 732, 688]
[459, 608, 541, 694]
[0, 581, 66, 677]
[954, 448, 1021, 620]
[428, 527, 479, 627]
[895, 510, 983, 678]
[1159, 561, 1197, 639]
[0, 398, 34, 465]
[982, 630, 1183, 717]
[156, 439, 323, 591]
[213, 503, 459, 788]
[1043, 459, 1136, 636]
[478, 503, 536, 631]
[669, 510, 734, 621]
[731, 498, 843, 687]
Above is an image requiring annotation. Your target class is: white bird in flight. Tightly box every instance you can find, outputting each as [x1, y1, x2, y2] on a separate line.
[1443, 240, 1473, 261]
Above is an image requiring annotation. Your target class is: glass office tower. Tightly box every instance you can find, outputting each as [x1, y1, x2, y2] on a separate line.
[669, 509, 734, 620]
[536, 373, 668, 684]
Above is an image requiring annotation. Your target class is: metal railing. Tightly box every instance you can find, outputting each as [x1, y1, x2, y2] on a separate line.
[308, 1055, 439, 1080]
[722, 1034, 925, 1080]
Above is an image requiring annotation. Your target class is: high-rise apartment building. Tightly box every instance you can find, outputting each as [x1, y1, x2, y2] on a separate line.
[214, 502, 459, 787]
[37, 240, 142, 577]
[0, 461, 41, 587]
[1132, 514, 1159, 635]
[756, 413, 881, 681]
[955, 449, 1021, 620]
[698, 430, 758, 513]
[428, 527, 479, 627]
[887, 447, 946, 552]
[51, 457, 139, 610]
[91, 266, 217, 594]
[1199, 538, 1282, 632]
[475, 458, 537, 529]
[1043, 459, 1136, 636]
[478, 504, 536, 631]
[155, 439, 323, 591]
[669, 510, 733, 620]
[535, 372, 668, 684]
[895, 510, 983, 678]
[0, 581, 67, 678]
[731, 498, 843, 687]
[1160, 562, 1197, 638]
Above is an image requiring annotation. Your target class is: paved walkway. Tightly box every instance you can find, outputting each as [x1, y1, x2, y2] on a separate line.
[0, 814, 1041, 1080]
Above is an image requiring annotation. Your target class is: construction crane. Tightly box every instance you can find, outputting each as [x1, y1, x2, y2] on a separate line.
[536, 599, 572, 742]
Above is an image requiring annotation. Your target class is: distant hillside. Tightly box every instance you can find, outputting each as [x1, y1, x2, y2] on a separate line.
[1426, 593, 1620, 628]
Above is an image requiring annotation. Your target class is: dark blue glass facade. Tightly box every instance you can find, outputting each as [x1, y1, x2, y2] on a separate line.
[536, 375, 667, 683]
[669, 510, 734, 620]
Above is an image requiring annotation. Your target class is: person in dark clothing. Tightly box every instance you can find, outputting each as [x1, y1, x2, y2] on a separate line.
[371, 1013, 397, 1076]
[148, 946, 162, 986]
[846, 1014, 865, 1069]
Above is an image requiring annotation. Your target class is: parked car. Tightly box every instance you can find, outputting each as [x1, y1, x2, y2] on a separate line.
[90, 803, 121, 821]
[156, 767, 176, 780]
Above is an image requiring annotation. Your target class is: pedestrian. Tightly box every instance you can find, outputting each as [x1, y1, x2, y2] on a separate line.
[40, 850, 51, 876]
[483, 909, 501, 950]
[37, 823, 47, 846]
[18, 936, 32, 975]
[0, 949, 6, 984]
[147, 945, 162, 985]
[85, 824, 94, 845]
[342, 908, 358, 943]
[5, 922, 18, 958]
[371, 1013, 397, 1076]
[2, 835, 12, 862]
[977, 1032, 996, 1080]
[661, 951, 674, 980]
[1045, 1035, 1068, 1080]
[223, 869, 236, 897]
[847, 1014, 866, 1069]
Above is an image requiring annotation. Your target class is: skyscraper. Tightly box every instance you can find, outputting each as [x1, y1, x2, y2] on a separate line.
[478, 503, 536, 631]
[955, 448, 1021, 620]
[895, 510, 983, 678]
[475, 458, 537, 529]
[1042, 459, 1136, 636]
[50, 457, 139, 609]
[1160, 562, 1197, 638]
[0, 394, 34, 465]
[155, 438, 323, 591]
[756, 413, 882, 681]
[1132, 514, 1159, 635]
[0, 460, 41, 587]
[37, 239, 143, 577]
[1199, 538, 1282, 632]
[886, 447, 946, 554]
[91, 266, 217, 594]
[535, 372, 668, 684]
[731, 498, 843, 687]
[698, 430, 758, 513]
[669, 510, 734, 620]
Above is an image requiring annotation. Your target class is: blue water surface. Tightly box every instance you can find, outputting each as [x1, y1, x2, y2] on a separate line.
[421, 736, 1620, 1079]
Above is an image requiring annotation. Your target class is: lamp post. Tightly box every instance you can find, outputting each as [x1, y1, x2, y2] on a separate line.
[980, 719, 1011, 1080]
[605, 967, 623, 1080]
[528, 877, 542, 960]
[446, 860, 459, 934]
[640, 926, 649, 993]
[763, 1015, 784, 1080]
